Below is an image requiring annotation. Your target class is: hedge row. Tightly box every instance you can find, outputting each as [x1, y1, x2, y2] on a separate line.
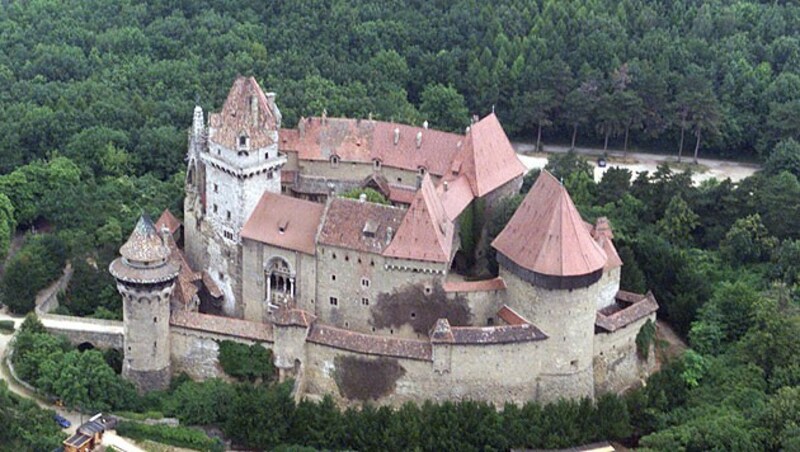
[115, 421, 224, 452]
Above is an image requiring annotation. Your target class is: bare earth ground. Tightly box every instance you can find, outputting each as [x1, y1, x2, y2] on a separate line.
[514, 142, 760, 184]
[655, 319, 688, 369]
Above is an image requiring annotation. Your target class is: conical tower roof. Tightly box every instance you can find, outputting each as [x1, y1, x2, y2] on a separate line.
[119, 215, 171, 263]
[110, 215, 179, 284]
[492, 171, 607, 278]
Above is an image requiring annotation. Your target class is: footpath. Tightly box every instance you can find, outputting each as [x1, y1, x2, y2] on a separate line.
[512, 142, 759, 184]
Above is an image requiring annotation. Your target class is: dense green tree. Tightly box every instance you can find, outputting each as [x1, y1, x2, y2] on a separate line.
[418, 83, 469, 133]
[764, 138, 800, 177]
[656, 195, 699, 247]
[719, 214, 777, 265]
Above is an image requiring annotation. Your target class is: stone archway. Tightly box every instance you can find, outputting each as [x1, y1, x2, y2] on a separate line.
[77, 342, 96, 352]
[265, 257, 295, 306]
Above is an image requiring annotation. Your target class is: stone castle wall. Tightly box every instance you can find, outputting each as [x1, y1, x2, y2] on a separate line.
[593, 314, 656, 395]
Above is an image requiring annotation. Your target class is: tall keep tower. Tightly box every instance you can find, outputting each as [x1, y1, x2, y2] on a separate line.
[110, 215, 179, 392]
[184, 76, 287, 316]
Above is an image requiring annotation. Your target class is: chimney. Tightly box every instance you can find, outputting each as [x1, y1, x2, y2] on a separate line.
[443, 181, 449, 192]
[393, 128, 400, 145]
[416, 131, 422, 148]
[321, 108, 328, 126]
[359, 193, 367, 203]
[386, 226, 394, 245]
[465, 126, 470, 134]
[298, 117, 306, 137]
[423, 120, 429, 130]
[471, 114, 479, 124]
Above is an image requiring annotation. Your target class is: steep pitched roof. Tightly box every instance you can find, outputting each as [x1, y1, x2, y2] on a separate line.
[437, 174, 474, 221]
[208, 76, 279, 150]
[241, 192, 324, 255]
[155, 209, 181, 235]
[383, 174, 454, 263]
[317, 198, 405, 254]
[459, 113, 526, 197]
[592, 218, 623, 271]
[492, 171, 607, 277]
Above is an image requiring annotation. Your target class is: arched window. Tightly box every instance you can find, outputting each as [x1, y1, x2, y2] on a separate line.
[330, 155, 340, 168]
[265, 257, 294, 304]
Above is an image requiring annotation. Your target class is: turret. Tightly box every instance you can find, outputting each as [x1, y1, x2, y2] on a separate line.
[109, 215, 179, 392]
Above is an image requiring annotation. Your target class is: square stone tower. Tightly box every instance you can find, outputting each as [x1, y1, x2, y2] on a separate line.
[184, 77, 287, 316]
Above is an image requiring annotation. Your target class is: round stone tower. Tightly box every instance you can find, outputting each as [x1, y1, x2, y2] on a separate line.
[109, 215, 179, 392]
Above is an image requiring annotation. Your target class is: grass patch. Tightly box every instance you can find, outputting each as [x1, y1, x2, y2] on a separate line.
[113, 410, 165, 421]
[116, 421, 224, 452]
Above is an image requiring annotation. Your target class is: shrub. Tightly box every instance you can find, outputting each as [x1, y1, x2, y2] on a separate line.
[0, 319, 14, 333]
[116, 421, 224, 452]
[217, 341, 275, 382]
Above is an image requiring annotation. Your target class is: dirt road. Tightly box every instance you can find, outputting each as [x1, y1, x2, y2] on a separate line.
[514, 142, 759, 184]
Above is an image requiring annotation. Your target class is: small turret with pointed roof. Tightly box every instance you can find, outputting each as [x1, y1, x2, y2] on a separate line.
[109, 215, 179, 393]
[110, 214, 179, 285]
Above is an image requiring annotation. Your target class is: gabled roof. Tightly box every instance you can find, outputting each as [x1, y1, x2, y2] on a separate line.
[492, 171, 607, 277]
[208, 76, 280, 150]
[459, 113, 526, 197]
[383, 174, 454, 263]
[241, 192, 324, 255]
[155, 209, 181, 235]
[592, 218, 623, 271]
[317, 198, 404, 254]
[279, 117, 464, 176]
[437, 174, 474, 220]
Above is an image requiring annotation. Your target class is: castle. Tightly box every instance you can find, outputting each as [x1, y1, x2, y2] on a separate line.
[109, 76, 659, 405]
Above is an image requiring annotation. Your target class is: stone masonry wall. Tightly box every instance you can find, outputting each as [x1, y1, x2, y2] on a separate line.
[593, 313, 657, 395]
[500, 267, 599, 402]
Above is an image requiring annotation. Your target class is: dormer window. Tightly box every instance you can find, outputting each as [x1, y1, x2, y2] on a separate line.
[238, 133, 250, 153]
[330, 155, 340, 168]
[373, 159, 382, 171]
[278, 219, 288, 234]
[418, 166, 427, 176]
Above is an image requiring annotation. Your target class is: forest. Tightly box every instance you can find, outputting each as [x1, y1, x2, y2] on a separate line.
[0, 0, 798, 450]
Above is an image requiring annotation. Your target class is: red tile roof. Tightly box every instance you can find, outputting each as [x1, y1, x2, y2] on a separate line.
[170, 310, 274, 342]
[164, 234, 201, 306]
[120, 215, 171, 263]
[595, 291, 659, 333]
[492, 171, 607, 277]
[450, 324, 548, 344]
[241, 192, 324, 255]
[307, 323, 432, 361]
[383, 174, 454, 263]
[273, 307, 316, 327]
[388, 184, 417, 205]
[591, 217, 623, 271]
[496, 305, 529, 326]
[459, 114, 526, 197]
[280, 117, 464, 177]
[208, 76, 279, 151]
[201, 271, 223, 298]
[155, 209, 181, 235]
[443, 277, 506, 293]
[437, 175, 474, 221]
[317, 198, 404, 254]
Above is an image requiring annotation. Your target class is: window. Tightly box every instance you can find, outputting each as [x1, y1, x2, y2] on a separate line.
[226, 211, 231, 220]
[344, 255, 349, 262]
[267, 170, 274, 179]
[239, 136, 247, 146]
[361, 278, 370, 288]
[370, 260, 375, 267]
[332, 253, 337, 260]
[410, 312, 416, 318]
[330, 155, 340, 168]
[331, 274, 336, 281]
[213, 204, 218, 213]
[424, 286, 432, 295]
[224, 231, 234, 240]
[487, 317, 494, 326]
[329, 297, 338, 306]
[373, 159, 382, 170]
[265, 151, 270, 159]
[214, 183, 218, 193]
[218, 272, 224, 280]
[361, 297, 369, 306]
[418, 166, 427, 176]
[153, 317, 157, 323]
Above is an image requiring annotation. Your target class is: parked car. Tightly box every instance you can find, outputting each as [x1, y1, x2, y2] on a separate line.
[53, 414, 71, 429]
